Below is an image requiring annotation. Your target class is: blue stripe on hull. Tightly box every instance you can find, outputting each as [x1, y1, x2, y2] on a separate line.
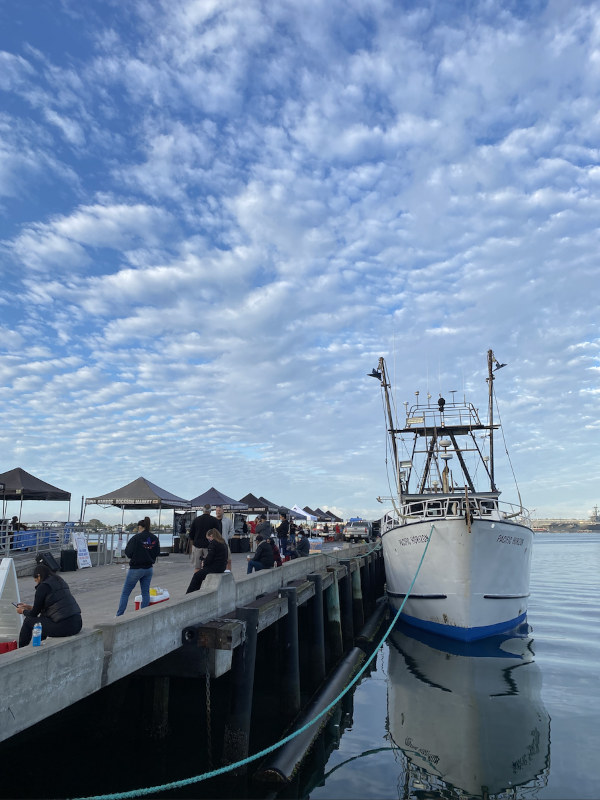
[395, 608, 528, 642]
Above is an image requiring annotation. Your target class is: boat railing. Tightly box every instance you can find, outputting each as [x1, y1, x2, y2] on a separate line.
[381, 497, 531, 531]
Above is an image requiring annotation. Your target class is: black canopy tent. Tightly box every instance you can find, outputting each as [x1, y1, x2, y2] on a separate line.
[238, 492, 267, 513]
[0, 467, 72, 521]
[85, 476, 191, 528]
[258, 496, 280, 513]
[190, 487, 248, 511]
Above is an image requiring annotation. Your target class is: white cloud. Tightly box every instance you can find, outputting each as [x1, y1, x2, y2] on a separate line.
[0, 0, 599, 520]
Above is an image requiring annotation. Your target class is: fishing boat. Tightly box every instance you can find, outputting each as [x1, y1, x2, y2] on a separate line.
[370, 350, 533, 641]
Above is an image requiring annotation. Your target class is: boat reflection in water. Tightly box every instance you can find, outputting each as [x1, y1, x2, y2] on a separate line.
[387, 623, 550, 798]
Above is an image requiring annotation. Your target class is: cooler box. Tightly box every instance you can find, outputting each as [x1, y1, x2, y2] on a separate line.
[134, 587, 170, 610]
[0, 638, 17, 654]
[230, 537, 241, 553]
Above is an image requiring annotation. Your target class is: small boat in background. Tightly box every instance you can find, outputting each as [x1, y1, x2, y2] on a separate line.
[370, 350, 533, 641]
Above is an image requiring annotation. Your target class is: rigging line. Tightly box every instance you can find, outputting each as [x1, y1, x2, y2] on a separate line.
[72, 528, 436, 800]
[493, 385, 523, 511]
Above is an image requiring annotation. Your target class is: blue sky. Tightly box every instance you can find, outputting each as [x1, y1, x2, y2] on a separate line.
[1, 0, 598, 524]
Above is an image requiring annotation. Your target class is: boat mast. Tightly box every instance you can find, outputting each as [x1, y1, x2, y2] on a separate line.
[372, 358, 402, 500]
[487, 349, 497, 492]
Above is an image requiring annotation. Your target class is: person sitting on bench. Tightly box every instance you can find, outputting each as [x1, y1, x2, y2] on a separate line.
[186, 529, 229, 593]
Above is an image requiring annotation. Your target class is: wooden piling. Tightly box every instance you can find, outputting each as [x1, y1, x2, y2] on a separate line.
[325, 567, 343, 667]
[279, 586, 301, 722]
[148, 675, 170, 739]
[338, 561, 355, 651]
[307, 573, 326, 687]
[351, 560, 364, 632]
[222, 606, 259, 766]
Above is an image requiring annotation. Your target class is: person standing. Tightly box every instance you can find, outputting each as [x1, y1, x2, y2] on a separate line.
[186, 529, 229, 593]
[277, 511, 290, 556]
[116, 518, 160, 615]
[189, 504, 217, 574]
[16, 564, 82, 647]
[215, 505, 235, 544]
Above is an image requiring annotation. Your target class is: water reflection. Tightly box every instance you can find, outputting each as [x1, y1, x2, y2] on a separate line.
[387, 623, 550, 798]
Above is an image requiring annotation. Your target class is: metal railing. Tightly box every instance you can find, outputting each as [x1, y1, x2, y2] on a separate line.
[382, 498, 531, 532]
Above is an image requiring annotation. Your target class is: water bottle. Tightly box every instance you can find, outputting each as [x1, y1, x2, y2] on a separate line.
[32, 622, 42, 647]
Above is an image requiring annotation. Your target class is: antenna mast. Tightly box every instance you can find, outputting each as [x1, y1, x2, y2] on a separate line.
[373, 358, 401, 499]
[487, 349, 497, 492]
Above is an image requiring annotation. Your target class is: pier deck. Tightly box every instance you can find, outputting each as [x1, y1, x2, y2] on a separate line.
[2, 543, 373, 744]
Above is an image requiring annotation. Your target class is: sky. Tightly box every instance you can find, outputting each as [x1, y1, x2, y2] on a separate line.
[1, 0, 599, 525]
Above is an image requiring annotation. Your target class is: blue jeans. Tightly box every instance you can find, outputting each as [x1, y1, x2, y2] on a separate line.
[247, 560, 265, 574]
[116, 567, 153, 615]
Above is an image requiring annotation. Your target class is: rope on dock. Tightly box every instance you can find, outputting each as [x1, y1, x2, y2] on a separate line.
[71, 530, 435, 800]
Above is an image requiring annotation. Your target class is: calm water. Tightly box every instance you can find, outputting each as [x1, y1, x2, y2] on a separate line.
[2, 533, 598, 800]
[306, 532, 600, 800]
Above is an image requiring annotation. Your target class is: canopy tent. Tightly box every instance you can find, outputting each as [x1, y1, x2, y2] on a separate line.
[278, 505, 307, 521]
[239, 493, 271, 513]
[190, 487, 248, 511]
[85, 476, 191, 527]
[314, 507, 333, 522]
[0, 467, 71, 520]
[291, 504, 317, 522]
[0, 467, 71, 501]
[303, 505, 318, 517]
[257, 496, 281, 513]
[325, 510, 343, 523]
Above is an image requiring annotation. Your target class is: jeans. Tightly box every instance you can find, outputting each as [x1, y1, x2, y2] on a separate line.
[116, 567, 153, 615]
[247, 560, 265, 574]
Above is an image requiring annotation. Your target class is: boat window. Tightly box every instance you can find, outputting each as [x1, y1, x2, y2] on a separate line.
[480, 500, 495, 515]
[426, 501, 443, 516]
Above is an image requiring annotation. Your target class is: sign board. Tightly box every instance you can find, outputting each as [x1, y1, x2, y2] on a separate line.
[73, 533, 92, 569]
[308, 537, 323, 553]
[0, 558, 22, 644]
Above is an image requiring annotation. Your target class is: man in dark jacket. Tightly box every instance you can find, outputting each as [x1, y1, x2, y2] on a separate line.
[247, 534, 275, 572]
[254, 513, 271, 540]
[17, 564, 82, 647]
[295, 530, 310, 557]
[189, 504, 217, 572]
[186, 529, 229, 593]
[277, 511, 290, 556]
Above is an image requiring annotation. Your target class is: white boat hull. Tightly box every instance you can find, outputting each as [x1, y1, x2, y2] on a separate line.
[383, 517, 533, 640]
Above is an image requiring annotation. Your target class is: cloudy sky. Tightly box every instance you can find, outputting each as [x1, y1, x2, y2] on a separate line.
[1, 0, 598, 524]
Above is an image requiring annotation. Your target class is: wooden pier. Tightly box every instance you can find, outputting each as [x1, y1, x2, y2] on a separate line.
[1, 543, 384, 752]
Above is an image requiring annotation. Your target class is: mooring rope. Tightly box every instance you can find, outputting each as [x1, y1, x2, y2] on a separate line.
[71, 527, 435, 800]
